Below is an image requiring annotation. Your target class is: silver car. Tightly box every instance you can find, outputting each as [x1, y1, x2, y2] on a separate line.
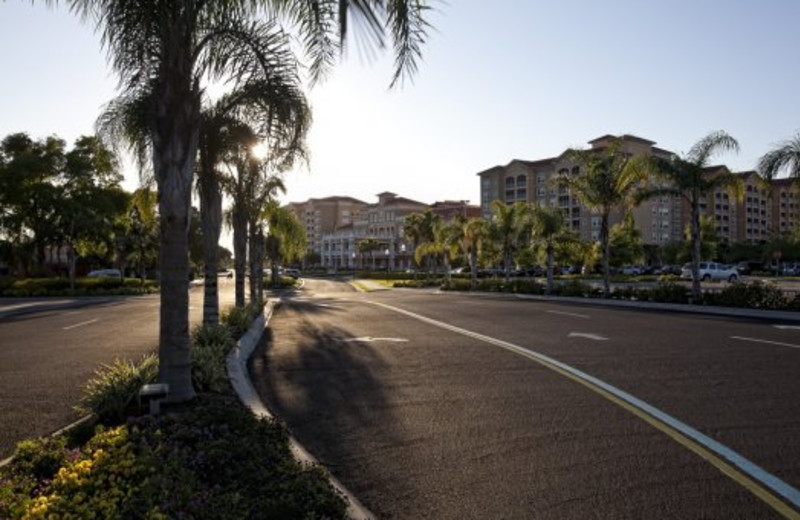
[680, 262, 738, 282]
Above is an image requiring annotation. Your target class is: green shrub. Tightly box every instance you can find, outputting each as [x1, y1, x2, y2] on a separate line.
[647, 283, 691, 303]
[0, 277, 158, 297]
[658, 274, 681, 283]
[191, 324, 234, 393]
[703, 281, 789, 309]
[393, 279, 441, 288]
[221, 304, 261, 340]
[552, 280, 596, 297]
[75, 354, 158, 423]
[0, 395, 348, 519]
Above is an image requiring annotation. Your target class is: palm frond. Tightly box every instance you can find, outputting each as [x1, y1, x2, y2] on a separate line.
[686, 130, 739, 167]
[757, 133, 800, 181]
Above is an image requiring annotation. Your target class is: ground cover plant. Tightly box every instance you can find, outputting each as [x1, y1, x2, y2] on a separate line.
[0, 303, 348, 519]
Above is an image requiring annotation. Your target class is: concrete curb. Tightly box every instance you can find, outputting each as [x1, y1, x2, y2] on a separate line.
[227, 299, 375, 520]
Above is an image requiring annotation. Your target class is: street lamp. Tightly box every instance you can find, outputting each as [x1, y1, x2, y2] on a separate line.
[384, 248, 390, 273]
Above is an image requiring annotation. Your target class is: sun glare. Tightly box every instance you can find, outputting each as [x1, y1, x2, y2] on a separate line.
[251, 142, 269, 160]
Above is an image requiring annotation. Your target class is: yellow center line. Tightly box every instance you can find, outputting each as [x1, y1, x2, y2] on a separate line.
[367, 299, 800, 519]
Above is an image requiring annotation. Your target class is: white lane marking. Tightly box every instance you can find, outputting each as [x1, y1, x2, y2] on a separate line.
[316, 304, 339, 308]
[366, 299, 800, 510]
[343, 336, 409, 343]
[731, 336, 800, 350]
[773, 325, 800, 330]
[63, 318, 99, 330]
[568, 332, 608, 341]
[547, 310, 591, 319]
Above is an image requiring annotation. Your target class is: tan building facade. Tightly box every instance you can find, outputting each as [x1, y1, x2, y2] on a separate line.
[320, 192, 429, 270]
[771, 177, 799, 236]
[286, 196, 368, 262]
[478, 134, 682, 245]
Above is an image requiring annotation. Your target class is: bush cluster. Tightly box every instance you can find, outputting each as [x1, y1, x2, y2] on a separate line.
[1, 395, 347, 519]
[702, 281, 800, 310]
[0, 277, 158, 297]
[392, 279, 442, 288]
[221, 302, 262, 340]
[76, 355, 159, 423]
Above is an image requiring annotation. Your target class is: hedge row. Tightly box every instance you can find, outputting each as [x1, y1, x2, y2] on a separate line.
[0, 277, 158, 297]
[440, 279, 800, 311]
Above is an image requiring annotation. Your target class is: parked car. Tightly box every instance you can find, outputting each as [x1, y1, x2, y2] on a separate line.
[87, 268, 121, 278]
[621, 265, 644, 276]
[218, 269, 234, 278]
[656, 264, 681, 276]
[735, 261, 762, 276]
[283, 268, 301, 279]
[680, 262, 739, 282]
[781, 262, 800, 276]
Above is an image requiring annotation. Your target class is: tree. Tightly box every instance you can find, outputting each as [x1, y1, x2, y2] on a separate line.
[489, 201, 531, 281]
[758, 133, 800, 182]
[403, 210, 438, 271]
[454, 216, 490, 290]
[358, 238, 382, 271]
[640, 131, 742, 301]
[608, 215, 645, 268]
[530, 206, 564, 294]
[415, 217, 459, 281]
[63, 0, 431, 403]
[558, 138, 647, 296]
[264, 202, 307, 294]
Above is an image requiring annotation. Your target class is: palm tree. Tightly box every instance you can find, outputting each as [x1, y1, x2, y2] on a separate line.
[403, 210, 438, 272]
[758, 133, 800, 181]
[489, 201, 531, 281]
[530, 206, 564, 294]
[358, 238, 382, 271]
[64, 0, 432, 403]
[264, 202, 307, 293]
[415, 217, 459, 281]
[639, 131, 742, 301]
[558, 138, 647, 296]
[454, 216, 490, 290]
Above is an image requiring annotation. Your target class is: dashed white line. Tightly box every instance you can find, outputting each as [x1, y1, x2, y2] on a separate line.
[63, 318, 99, 330]
[731, 336, 800, 350]
[547, 310, 591, 319]
[568, 332, 608, 341]
[773, 325, 800, 330]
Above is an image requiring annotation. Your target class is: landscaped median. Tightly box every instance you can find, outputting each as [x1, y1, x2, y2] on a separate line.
[0, 277, 159, 297]
[0, 302, 348, 519]
[357, 271, 800, 312]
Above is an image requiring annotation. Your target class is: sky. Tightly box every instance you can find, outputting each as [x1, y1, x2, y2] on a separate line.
[2, 0, 800, 212]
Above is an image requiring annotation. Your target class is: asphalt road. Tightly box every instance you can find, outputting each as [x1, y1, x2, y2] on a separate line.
[0, 278, 236, 458]
[249, 278, 800, 519]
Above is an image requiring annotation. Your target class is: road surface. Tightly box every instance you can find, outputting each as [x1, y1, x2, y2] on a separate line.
[249, 278, 800, 519]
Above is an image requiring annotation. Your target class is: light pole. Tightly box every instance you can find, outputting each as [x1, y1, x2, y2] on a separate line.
[384, 248, 390, 273]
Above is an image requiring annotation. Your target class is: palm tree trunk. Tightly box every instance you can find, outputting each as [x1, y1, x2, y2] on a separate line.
[199, 173, 222, 326]
[233, 204, 247, 309]
[151, 49, 200, 403]
[546, 243, 554, 295]
[470, 249, 478, 290]
[600, 212, 611, 297]
[248, 222, 258, 305]
[690, 199, 702, 302]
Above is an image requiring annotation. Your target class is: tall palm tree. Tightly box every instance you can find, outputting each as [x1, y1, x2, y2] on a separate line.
[65, 0, 432, 403]
[758, 133, 800, 181]
[489, 201, 531, 281]
[558, 138, 647, 296]
[415, 217, 459, 281]
[639, 131, 742, 301]
[403, 209, 438, 272]
[530, 206, 564, 295]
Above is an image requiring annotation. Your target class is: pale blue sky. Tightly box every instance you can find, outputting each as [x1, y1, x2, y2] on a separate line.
[2, 1, 799, 209]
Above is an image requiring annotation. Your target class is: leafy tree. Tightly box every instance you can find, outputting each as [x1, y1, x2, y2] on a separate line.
[415, 217, 459, 281]
[558, 138, 647, 296]
[403, 210, 439, 271]
[639, 131, 742, 301]
[264, 202, 307, 292]
[608, 215, 645, 267]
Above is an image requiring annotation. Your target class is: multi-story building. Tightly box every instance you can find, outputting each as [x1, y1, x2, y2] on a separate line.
[771, 177, 799, 236]
[286, 196, 368, 262]
[320, 192, 429, 270]
[735, 171, 772, 243]
[477, 134, 682, 245]
[430, 200, 481, 221]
